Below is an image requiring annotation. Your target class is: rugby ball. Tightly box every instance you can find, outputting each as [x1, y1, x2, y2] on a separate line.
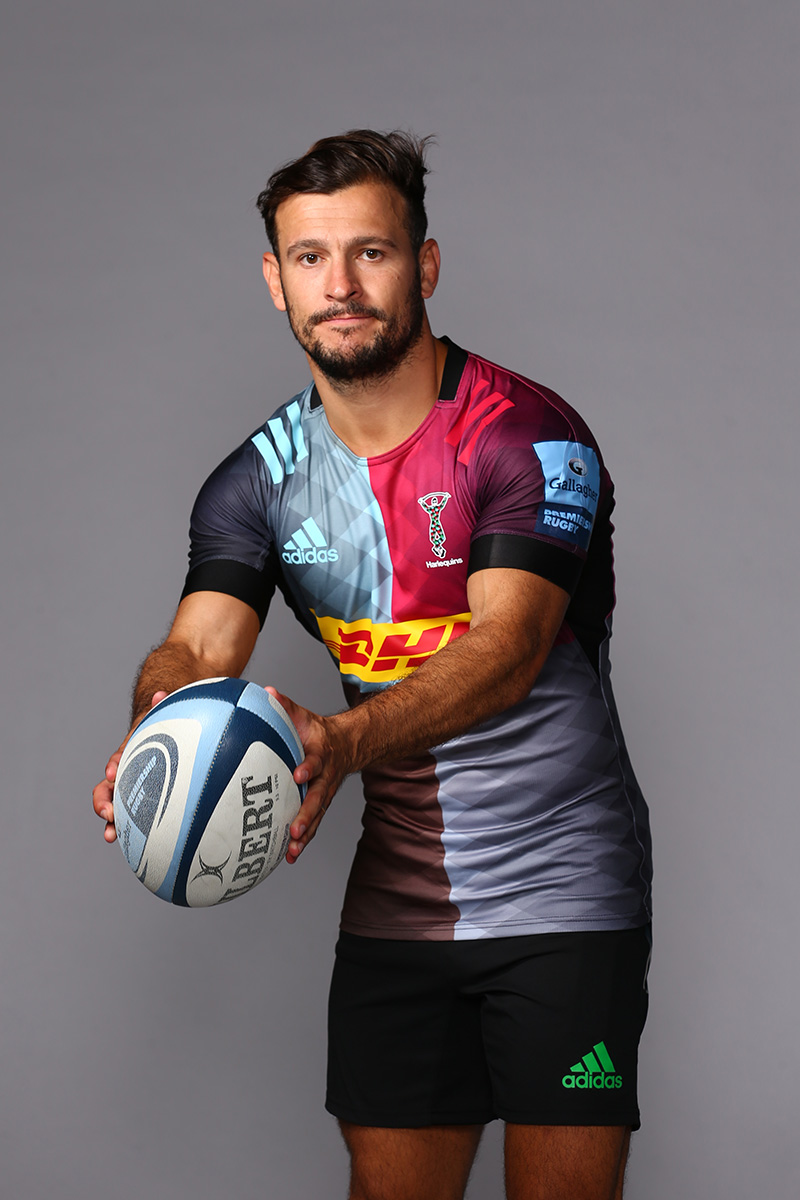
[113, 677, 305, 906]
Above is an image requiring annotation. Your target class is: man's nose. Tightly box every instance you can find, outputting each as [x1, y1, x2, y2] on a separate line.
[325, 257, 360, 301]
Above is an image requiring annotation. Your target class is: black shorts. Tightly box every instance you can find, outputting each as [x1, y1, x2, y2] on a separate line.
[326, 926, 651, 1129]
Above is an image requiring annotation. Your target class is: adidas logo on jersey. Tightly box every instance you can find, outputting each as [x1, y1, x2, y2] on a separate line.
[282, 518, 339, 565]
[561, 1041, 622, 1090]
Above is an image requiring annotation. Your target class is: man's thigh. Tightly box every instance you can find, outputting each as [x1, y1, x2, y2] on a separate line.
[339, 1122, 630, 1200]
[339, 1122, 483, 1200]
[505, 1124, 631, 1200]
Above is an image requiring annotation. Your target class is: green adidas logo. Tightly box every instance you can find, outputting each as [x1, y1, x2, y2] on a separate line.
[562, 1041, 622, 1090]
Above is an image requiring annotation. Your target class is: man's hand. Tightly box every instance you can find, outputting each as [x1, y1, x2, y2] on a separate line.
[264, 687, 354, 865]
[93, 591, 262, 845]
[92, 691, 168, 843]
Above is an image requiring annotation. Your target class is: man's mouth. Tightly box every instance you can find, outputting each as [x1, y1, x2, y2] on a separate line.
[311, 306, 383, 328]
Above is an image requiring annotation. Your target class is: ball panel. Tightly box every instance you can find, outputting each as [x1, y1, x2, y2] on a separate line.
[181, 742, 300, 907]
[170, 705, 302, 905]
[116, 703, 239, 902]
[236, 683, 305, 765]
[115, 733, 180, 871]
[155, 676, 248, 707]
[115, 719, 203, 891]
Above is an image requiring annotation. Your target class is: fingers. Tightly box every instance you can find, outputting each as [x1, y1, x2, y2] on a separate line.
[93, 771, 118, 843]
[286, 777, 333, 864]
[94, 741, 125, 843]
[293, 745, 323, 787]
[94, 693, 167, 846]
[264, 684, 295, 716]
[264, 685, 318, 745]
[262, 685, 346, 866]
[105, 749, 122, 783]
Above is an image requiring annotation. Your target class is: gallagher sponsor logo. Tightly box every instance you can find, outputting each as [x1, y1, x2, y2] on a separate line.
[548, 475, 599, 503]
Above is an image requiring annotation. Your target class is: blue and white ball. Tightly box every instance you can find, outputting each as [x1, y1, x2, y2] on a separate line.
[114, 678, 305, 906]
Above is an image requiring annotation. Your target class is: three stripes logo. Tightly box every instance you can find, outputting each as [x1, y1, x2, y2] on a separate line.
[444, 378, 515, 466]
[561, 1041, 623, 1090]
[251, 400, 308, 485]
[282, 517, 339, 566]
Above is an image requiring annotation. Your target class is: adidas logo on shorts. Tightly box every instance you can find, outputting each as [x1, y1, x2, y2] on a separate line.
[562, 1041, 622, 1090]
[282, 518, 339, 565]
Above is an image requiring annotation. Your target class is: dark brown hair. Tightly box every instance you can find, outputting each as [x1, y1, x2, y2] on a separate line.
[256, 129, 434, 256]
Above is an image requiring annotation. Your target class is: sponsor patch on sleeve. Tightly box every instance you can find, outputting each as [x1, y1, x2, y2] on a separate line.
[531, 441, 601, 551]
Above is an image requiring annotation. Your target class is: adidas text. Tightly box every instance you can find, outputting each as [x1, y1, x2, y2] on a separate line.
[282, 547, 339, 565]
[562, 1073, 623, 1089]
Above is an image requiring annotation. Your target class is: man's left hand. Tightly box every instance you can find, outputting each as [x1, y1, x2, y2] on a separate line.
[264, 686, 352, 864]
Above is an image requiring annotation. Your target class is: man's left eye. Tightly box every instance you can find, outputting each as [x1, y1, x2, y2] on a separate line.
[361, 249, 382, 260]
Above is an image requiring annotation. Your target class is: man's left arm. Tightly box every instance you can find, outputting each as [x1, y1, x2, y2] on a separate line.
[270, 568, 570, 863]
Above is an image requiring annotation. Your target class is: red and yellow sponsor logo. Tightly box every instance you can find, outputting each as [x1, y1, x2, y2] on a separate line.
[314, 612, 472, 683]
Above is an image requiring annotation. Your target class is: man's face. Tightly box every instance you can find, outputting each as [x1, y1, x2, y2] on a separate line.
[262, 182, 438, 384]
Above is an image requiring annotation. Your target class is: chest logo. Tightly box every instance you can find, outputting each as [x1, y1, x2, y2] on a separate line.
[418, 492, 451, 560]
[282, 517, 339, 565]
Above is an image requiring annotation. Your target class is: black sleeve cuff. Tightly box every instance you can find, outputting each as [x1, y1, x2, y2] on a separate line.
[180, 560, 275, 628]
[468, 533, 584, 595]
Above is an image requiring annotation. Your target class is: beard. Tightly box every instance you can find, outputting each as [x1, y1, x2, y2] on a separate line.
[284, 275, 425, 385]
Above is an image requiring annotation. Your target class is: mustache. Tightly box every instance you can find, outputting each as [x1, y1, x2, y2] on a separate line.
[308, 302, 387, 327]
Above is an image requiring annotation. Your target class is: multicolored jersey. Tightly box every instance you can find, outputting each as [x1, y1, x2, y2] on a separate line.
[182, 340, 652, 940]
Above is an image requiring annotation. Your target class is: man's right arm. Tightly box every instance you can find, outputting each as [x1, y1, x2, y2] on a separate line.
[92, 590, 261, 843]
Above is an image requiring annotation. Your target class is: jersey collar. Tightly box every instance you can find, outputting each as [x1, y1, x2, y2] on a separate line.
[308, 336, 469, 410]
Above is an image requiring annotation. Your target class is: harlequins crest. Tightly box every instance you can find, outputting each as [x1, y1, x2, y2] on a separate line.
[418, 492, 451, 559]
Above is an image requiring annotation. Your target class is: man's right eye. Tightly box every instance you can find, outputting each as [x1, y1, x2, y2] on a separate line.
[300, 253, 320, 265]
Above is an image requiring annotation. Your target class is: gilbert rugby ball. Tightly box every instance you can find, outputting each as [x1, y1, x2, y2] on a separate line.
[114, 677, 305, 906]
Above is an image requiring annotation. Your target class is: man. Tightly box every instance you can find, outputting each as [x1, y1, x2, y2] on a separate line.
[94, 130, 652, 1200]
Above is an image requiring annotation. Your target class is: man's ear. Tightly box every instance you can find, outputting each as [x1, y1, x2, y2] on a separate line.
[263, 253, 287, 312]
[418, 239, 441, 300]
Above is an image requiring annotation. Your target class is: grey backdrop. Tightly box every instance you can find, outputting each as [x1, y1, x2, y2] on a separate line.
[2, 1, 798, 1196]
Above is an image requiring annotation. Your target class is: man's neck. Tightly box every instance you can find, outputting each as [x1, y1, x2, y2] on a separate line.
[308, 326, 448, 458]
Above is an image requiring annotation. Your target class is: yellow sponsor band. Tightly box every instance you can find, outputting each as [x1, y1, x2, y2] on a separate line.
[314, 612, 472, 683]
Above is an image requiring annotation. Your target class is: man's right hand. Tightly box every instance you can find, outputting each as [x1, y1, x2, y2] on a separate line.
[93, 591, 262, 845]
[93, 747, 125, 843]
[92, 691, 168, 844]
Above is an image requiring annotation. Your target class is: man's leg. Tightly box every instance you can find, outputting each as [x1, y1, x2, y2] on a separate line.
[340, 1121, 484, 1200]
[504, 1124, 631, 1200]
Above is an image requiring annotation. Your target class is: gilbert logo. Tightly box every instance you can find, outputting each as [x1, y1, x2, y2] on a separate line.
[282, 517, 339, 565]
[562, 1041, 622, 1090]
[418, 492, 451, 559]
[190, 852, 231, 886]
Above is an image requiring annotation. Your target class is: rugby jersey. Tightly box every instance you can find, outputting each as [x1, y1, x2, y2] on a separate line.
[182, 339, 652, 939]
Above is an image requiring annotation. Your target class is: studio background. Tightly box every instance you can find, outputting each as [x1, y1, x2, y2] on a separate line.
[2, 2, 797, 1196]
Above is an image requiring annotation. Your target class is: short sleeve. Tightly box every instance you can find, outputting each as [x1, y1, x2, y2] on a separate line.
[180, 440, 279, 627]
[465, 385, 610, 596]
